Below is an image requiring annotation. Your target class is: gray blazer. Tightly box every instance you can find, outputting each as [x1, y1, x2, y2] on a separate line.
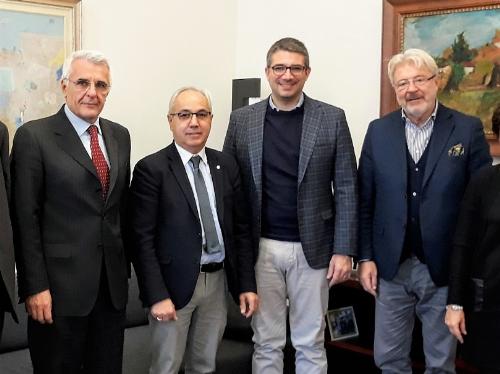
[223, 95, 358, 269]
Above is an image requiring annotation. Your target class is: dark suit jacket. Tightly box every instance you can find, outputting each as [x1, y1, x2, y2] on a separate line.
[448, 165, 500, 311]
[359, 104, 492, 286]
[10, 106, 131, 316]
[129, 143, 255, 309]
[223, 95, 358, 269]
[0, 121, 16, 322]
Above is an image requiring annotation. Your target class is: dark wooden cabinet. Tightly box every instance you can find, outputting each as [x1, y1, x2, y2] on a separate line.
[326, 280, 479, 374]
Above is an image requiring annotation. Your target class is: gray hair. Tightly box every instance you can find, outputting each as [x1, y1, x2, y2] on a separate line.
[387, 48, 438, 86]
[266, 37, 310, 68]
[168, 86, 213, 113]
[61, 50, 111, 82]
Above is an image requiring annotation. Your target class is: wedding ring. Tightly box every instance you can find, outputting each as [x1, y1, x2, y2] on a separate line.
[156, 316, 162, 321]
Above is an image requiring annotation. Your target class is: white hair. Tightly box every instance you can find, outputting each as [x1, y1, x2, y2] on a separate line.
[61, 50, 111, 82]
[168, 86, 213, 113]
[387, 48, 438, 86]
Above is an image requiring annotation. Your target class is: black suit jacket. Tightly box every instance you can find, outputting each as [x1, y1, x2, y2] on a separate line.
[129, 143, 255, 309]
[0, 121, 16, 322]
[11, 106, 131, 316]
[448, 165, 500, 311]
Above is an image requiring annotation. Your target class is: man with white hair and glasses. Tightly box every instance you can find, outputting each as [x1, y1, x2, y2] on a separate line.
[11, 50, 131, 374]
[358, 48, 492, 373]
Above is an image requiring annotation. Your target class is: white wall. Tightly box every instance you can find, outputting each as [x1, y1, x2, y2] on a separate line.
[79, 0, 383, 165]
[80, 0, 238, 165]
[234, 0, 383, 157]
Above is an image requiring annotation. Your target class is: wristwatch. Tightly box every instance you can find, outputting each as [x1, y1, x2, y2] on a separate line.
[446, 304, 464, 311]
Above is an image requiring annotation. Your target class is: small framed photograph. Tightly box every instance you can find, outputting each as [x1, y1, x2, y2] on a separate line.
[326, 306, 359, 341]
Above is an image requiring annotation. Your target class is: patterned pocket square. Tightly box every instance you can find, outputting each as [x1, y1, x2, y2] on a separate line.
[448, 143, 464, 157]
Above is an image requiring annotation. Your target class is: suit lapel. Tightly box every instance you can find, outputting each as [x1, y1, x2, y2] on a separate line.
[422, 106, 454, 188]
[248, 100, 267, 206]
[298, 96, 321, 185]
[207, 149, 224, 225]
[389, 113, 407, 189]
[101, 119, 119, 202]
[52, 108, 98, 180]
[166, 144, 199, 219]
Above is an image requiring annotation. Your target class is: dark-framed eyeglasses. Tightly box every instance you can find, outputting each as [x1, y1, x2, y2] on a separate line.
[66, 78, 111, 94]
[169, 111, 212, 122]
[270, 64, 307, 76]
[395, 74, 436, 92]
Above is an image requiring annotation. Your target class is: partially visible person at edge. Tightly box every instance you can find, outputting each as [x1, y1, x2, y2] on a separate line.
[0, 120, 17, 343]
[445, 107, 500, 374]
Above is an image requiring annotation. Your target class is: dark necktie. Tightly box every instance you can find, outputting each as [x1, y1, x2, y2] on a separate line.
[87, 125, 110, 200]
[189, 156, 222, 254]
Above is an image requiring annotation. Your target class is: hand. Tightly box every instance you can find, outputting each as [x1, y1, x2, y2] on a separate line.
[326, 254, 352, 287]
[151, 298, 177, 322]
[26, 289, 53, 324]
[445, 309, 466, 344]
[239, 292, 259, 318]
[358, 261, 378, 296]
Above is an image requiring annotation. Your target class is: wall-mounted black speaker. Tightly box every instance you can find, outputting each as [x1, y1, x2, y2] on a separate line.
[232, 78, 261, 110]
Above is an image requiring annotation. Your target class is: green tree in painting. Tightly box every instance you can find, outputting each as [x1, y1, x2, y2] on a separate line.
[451, 32, 474, 63]
[447, 63, 465, 91]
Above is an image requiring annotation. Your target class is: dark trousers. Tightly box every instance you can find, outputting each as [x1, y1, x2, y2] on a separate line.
[28, 271, 126, 374]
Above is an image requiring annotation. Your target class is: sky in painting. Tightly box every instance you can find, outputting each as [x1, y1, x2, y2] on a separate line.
[0, 9, 64, 50]
[404, 9, 500, 56]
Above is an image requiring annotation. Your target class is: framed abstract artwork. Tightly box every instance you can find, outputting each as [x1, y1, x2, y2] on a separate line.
[0, 0, 81, 143]
[381, 0, 500, 155]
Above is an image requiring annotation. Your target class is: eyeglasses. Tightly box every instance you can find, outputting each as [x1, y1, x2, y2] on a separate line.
[395, 74, 436, 92]
[169, 111, 212, 121]
[66, 78, 111, 94]
[270, 64, 307, 76]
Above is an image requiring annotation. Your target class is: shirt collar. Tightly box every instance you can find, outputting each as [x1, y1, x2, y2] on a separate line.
[269, 93, 304, 111]
[64, 104, 102, 136]
[401, 100, 439, 126]
[174, 142, 208, 167]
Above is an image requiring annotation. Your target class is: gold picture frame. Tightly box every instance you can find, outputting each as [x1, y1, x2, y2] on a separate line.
[381, 0, 500, 155]
[0, 0, 81, 143]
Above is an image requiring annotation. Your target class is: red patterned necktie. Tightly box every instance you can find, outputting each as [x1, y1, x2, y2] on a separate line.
[87, 125, 110, 200]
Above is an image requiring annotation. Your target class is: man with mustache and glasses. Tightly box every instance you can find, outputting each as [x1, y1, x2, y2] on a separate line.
[224, 37, 357, 374]
[11, 50, 131, 374]
[358, 48, 492, 373]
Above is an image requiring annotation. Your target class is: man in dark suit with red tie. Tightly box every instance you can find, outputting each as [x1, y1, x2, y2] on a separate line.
[10, 50, 131, 374]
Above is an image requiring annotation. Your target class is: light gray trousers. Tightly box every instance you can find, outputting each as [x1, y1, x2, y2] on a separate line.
[149, 270, 227, 374]
[374, 257, 456, 374]
[252, 238, 329, 374]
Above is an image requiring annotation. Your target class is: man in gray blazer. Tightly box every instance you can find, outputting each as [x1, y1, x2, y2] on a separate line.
[11, 50, 130, 374]
[0, 121, 17, 341]
[223, 37, 358, 374]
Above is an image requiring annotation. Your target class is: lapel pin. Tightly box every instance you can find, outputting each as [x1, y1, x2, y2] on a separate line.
[216, 165, 221, 170]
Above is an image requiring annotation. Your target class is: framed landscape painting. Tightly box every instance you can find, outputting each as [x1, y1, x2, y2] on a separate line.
[0, 0, 81, 144]
[381, 0, 500, 155]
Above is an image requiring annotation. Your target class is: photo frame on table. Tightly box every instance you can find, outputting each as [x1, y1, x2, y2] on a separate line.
[326, 306, 359, 341]
[381, 0, 500, 155]
[0, 0, 81, 144]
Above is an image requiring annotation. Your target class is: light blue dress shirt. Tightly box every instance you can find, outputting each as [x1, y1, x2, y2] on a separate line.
[174, 143, 225, 265]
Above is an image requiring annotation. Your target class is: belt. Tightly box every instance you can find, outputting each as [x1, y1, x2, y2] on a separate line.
[200, 262, 224, 273]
